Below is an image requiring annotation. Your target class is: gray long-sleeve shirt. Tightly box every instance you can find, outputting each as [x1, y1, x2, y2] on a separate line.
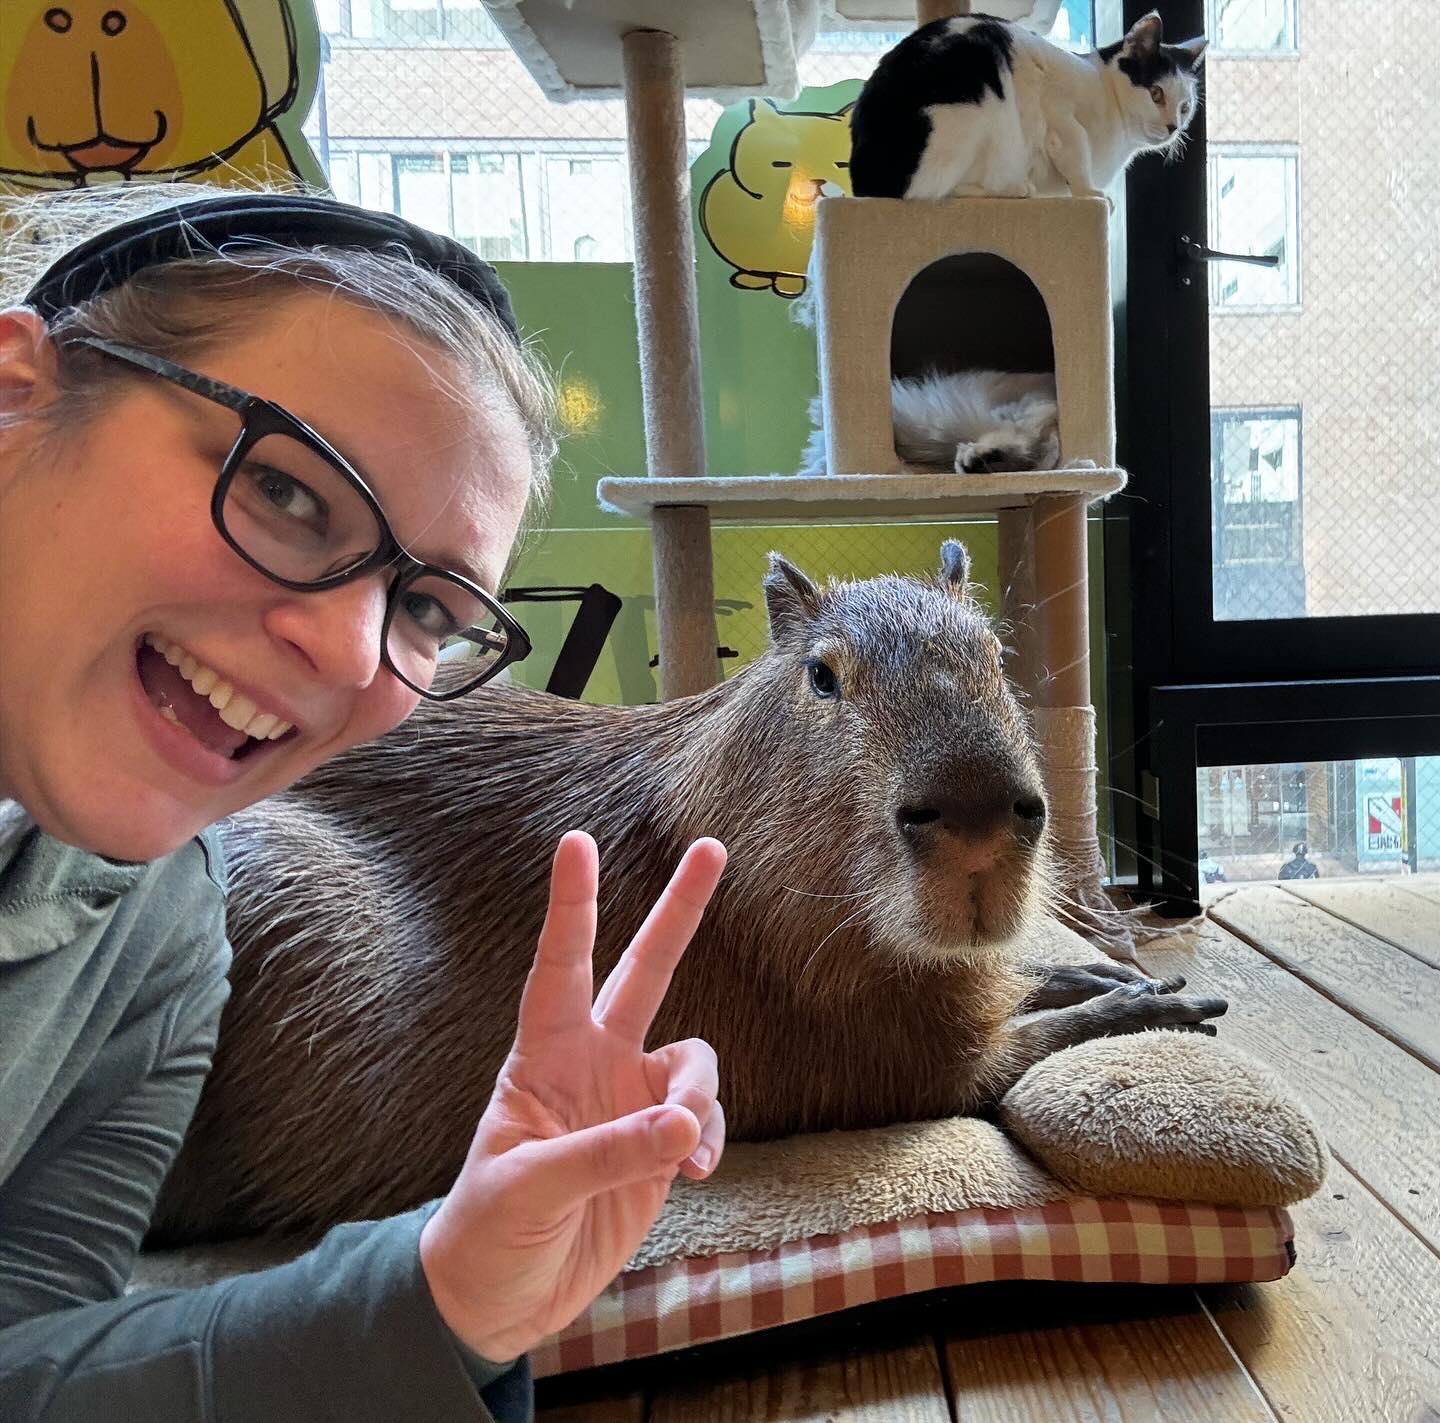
[0, 819, 531, 1420]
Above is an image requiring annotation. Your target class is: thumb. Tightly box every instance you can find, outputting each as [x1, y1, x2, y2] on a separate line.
[519, 1106, 701, 1218]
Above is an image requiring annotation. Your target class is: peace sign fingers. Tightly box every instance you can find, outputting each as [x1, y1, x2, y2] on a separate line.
[591, 838, 727, 1045]
[515, 830, 602, 1048]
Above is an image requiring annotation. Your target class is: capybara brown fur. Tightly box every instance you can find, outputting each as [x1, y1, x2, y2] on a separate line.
[152, 544, 1226, 1242]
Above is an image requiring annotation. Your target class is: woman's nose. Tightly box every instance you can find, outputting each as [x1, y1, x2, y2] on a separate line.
[263, 576, 391, 690]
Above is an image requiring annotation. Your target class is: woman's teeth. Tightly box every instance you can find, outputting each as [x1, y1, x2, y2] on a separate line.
[143, 634, 295, 742]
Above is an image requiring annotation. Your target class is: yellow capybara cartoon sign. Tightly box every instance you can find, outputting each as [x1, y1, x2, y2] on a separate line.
[698, 95, 856, 300]
[0, 0, 324, 194]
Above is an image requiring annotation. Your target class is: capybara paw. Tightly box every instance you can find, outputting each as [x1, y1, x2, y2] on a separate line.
[1093, 981, 1228, 1035]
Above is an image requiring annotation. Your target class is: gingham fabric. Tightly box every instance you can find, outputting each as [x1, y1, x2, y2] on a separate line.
[532, 1198, 1295, 1377]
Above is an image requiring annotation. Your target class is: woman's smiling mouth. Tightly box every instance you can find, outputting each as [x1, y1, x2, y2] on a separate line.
[135, 633, 298, 776]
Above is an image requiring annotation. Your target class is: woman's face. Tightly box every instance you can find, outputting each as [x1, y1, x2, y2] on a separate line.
[0, 292, 532, 861]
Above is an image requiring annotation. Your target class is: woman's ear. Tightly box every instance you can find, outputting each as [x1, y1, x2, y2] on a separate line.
[0, 309, 59, 422]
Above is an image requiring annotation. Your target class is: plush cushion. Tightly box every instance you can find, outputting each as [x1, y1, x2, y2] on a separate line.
[1000, 1030, 1328, 1207]
[532, 1197, 1294, 1376]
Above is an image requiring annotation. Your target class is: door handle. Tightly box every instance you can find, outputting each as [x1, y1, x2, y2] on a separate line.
[1178, 235, 1281, 268]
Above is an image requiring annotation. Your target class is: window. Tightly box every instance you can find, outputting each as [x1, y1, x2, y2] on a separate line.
[1211, 408, 1305, 620]
[543, 155, 630, 262]
[1197, 756, 1440, 889]
[325, 150, 529, 258]
[318, 0, 506, 45]
[1208, 148, 1301, 309]
[450, 152, 527, 260]
[1207, 0, 1297, 54]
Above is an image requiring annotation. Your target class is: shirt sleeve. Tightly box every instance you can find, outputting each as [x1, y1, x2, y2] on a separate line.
[0, 927, 532, 1422]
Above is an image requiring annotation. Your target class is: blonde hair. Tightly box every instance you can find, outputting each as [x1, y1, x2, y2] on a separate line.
[1, 182, 556, 527]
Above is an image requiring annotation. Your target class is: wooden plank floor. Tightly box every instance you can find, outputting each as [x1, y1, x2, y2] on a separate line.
[536, 876, 1440, 1423]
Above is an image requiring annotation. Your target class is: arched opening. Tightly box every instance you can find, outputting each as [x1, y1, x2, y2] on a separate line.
[888, 253, 1058, 474]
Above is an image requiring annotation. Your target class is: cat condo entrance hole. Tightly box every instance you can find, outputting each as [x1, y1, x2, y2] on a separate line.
[891, 253, 1055, 383]
[889, 253, 1058, 475]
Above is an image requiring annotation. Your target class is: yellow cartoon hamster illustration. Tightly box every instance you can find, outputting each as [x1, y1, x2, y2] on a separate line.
[0, 0, 320, 194]
[700, 98, 854, 299]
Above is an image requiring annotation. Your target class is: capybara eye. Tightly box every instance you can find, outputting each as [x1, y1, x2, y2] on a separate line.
[44, 8, 72, 32]
[102, 10, 127, 34]
[807, 658, 839, 699]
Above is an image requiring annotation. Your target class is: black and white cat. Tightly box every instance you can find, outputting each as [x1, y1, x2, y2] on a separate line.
[800, 368, 1061, 475]
[849, 10, 1205, 200]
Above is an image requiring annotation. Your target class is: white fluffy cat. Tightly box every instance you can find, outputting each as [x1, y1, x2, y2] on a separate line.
[800, 369, 1060, 475]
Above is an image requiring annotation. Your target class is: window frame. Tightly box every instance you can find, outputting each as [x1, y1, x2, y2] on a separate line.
[1105, 0, 1440, 909]
[1204, 0, 1299, 57]
[315, 0, 508, 46]
[1210, 403, 1304, 577]
[1207, 144, 1302, 313]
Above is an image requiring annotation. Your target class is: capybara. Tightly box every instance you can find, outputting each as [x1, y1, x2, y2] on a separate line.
[153, 543, 1224, 1241]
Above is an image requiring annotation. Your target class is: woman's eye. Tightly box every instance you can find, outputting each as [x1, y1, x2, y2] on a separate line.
[401, 592, 461, 641]
[807, 658, 839, 699]
[1150, 84, 1165, 105]
[250, 466, 327, 528]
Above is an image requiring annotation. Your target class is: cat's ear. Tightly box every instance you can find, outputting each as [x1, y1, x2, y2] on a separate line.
[753, 98, 785, 124]
[1121, 9, 1163, 60]
[1172, 34, 1208, 69]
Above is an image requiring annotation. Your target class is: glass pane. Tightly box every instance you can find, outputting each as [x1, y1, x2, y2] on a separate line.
[450, 152, 527, 259]
[1196, 756, 1440, 889]
[1206, 2, 1440, 620]
[1210, 0, 1295, 53]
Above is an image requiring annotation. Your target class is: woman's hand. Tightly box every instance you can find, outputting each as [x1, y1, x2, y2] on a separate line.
[418, 830, 728, 1365]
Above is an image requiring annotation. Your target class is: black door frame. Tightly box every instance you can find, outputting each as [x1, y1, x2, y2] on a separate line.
[1106, 0, 1440, 908]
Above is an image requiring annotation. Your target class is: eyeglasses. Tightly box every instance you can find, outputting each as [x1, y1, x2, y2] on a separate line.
[75, 336, 531, 701]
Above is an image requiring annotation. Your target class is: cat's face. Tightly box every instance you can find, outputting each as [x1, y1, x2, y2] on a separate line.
[731, 99, 854, 210]
[1106, 10, 1205, 154]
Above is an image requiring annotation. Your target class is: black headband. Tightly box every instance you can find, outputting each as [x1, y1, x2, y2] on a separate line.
[23, 192, 520, 342]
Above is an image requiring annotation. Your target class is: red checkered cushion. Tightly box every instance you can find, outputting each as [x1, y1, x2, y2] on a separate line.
[532, 1197, 1295, 1377]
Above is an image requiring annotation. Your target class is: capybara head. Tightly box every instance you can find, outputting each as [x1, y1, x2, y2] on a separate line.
[717, 539, 1048, 965]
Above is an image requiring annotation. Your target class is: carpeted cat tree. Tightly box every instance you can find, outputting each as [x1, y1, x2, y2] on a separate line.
[129, 0, 1323, 1380]
[579, 0, 1128, 947]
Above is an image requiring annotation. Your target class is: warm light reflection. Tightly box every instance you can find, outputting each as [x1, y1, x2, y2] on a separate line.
[558, 377, 603, 432]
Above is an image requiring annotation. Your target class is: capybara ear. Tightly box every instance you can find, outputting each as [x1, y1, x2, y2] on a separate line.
[764, 553, 822, 643]
[939, 540, 972, 595]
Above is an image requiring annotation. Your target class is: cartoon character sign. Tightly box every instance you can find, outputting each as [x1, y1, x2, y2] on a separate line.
[699, 95, 855, 299]
[0, 0, 324, 195]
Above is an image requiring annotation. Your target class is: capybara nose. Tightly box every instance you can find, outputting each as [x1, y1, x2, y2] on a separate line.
[896, 784, 1046, 841]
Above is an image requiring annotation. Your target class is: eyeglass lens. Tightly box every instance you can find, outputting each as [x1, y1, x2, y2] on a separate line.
[222, 430, 510, 695]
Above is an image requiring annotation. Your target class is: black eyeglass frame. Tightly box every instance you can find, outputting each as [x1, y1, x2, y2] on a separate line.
[73, 335, 531, 700]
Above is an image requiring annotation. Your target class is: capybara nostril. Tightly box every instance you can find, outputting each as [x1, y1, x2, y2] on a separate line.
[897, 804, 941, 832]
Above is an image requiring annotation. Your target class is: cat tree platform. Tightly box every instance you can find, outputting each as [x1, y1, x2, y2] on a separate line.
[481, 0, 814, 101]
[598, 467, 1126, 523]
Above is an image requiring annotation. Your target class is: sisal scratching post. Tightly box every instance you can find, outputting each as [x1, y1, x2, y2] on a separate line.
[996, 507, 1040, 700]
[1029, 491, 1128, 951]
[622, 28, 719, 698]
